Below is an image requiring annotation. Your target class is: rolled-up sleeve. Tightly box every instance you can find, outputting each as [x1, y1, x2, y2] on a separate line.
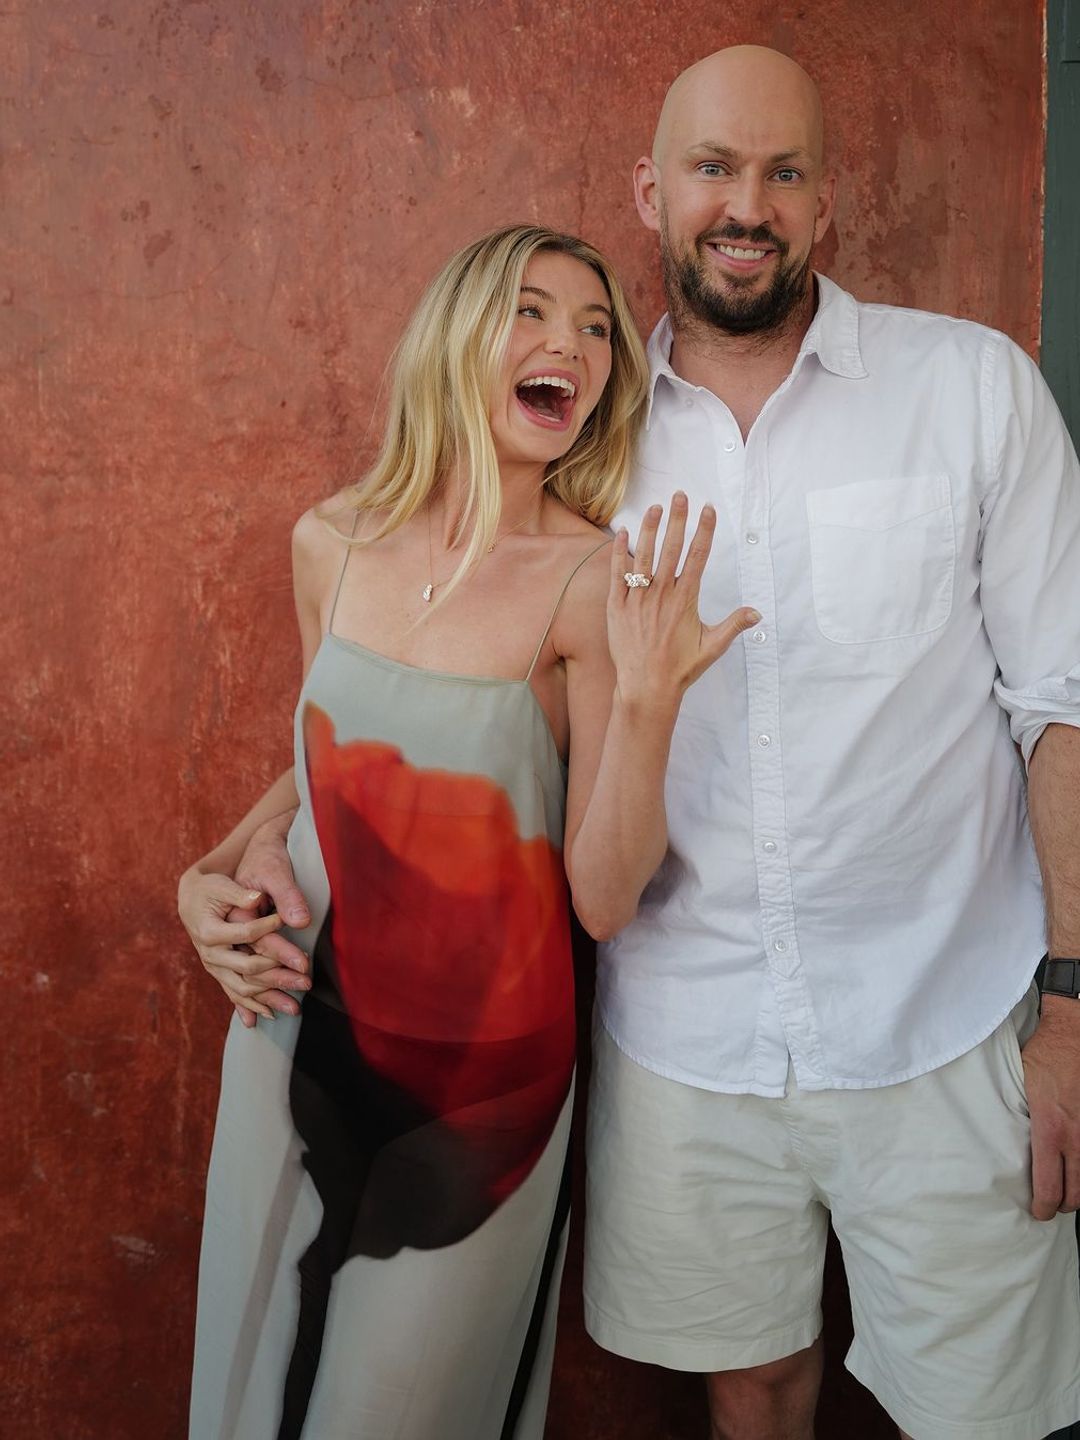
[979, 331, 1080, 765]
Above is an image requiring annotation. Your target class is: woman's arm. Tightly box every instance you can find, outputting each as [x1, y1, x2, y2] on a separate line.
[177, 769, 308, 1022]
[177, 502, 345, 1021]
[183, 768, 300, 883]
[564, 494, 758, 940]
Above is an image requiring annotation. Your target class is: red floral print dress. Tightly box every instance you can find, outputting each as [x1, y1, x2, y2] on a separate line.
[190, 546, 596, 1440]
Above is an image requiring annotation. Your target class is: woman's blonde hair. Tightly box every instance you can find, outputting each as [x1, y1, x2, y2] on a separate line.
[339, 223, 648, 599]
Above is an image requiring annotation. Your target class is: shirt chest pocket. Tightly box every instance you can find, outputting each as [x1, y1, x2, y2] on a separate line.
[805, 474, 956, 644]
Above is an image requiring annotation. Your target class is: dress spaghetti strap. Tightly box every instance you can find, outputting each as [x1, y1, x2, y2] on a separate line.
[327, 510, 361, 636]
[524, 537, 611, 682]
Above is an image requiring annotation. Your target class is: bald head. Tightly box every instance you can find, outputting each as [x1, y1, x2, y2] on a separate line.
[635, 46, 834, 339]
[653, 46, 824, 171]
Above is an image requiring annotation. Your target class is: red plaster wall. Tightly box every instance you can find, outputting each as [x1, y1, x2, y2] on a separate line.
[1, 2, 1045, 1437]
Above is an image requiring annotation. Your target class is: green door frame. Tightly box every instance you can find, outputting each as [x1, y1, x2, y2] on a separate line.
[1042, 8, 1080, 1439]
[1042, 0, 1080, 431]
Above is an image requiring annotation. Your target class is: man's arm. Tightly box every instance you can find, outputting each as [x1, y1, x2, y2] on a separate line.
[1024, 722, 1080, 1218]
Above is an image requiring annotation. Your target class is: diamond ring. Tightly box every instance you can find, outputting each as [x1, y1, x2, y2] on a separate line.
[623, 572, 651, 589]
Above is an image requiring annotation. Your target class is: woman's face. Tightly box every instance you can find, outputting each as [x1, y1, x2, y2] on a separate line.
[489, 250, 615, 473]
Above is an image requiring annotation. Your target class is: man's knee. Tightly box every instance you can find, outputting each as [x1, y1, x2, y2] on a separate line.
[706, 1338, 823, 1440]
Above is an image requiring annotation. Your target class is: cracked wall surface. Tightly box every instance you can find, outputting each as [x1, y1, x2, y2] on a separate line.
[1, 2, 1044, 1436]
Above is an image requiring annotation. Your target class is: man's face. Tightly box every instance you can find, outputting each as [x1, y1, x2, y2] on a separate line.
[638, 84, 835, 336]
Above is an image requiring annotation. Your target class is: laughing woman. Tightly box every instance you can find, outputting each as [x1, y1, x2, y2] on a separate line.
[178, 224, 755, 1440]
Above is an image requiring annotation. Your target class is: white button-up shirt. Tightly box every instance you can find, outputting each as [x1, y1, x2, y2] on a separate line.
[599, 275, 1080, 1096]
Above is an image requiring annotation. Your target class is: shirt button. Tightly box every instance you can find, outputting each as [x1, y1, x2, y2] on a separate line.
[751, 629, 767, 644]
[683, 396, 694, 409]
[757, 734, 771, 747]
[774, 939, 788, 953]
[762, 840, 778, 855]
[723, 439, 737, 453]
[745, 531, 759, 545]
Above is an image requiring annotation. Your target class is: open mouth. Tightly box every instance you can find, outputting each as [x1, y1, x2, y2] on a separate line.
[515, 374, 577, 429]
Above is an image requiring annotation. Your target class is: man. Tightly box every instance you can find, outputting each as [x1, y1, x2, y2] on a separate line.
[221, 46, 1080, 1440]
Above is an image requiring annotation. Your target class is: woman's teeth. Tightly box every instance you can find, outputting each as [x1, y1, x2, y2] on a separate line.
[517, 375, 577, 398]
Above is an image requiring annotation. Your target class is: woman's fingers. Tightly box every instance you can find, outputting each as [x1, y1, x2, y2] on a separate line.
[196, 937, 284, 979]
[678, 504, 717, 594]
[205, 961, 302, 1011]
[609, 527, 631, 605]
[246, 926, 309, 976]
[653, 492, 689, 587]
[631, 504, 662, 578]
[200, 910, 284, 951]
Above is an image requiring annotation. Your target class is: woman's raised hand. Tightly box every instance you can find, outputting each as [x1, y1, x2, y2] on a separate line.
[608, 492, 759, 708]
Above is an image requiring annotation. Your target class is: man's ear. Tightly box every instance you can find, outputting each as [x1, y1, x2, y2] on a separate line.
[814, 172, 837, 244]
[633, 156, 662, 234]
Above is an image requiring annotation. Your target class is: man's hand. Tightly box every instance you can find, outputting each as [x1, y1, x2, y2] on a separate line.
[178, 868, 310, 1023]
[227, 807, 312, 1028]
[1022, 995, 1080, 1218]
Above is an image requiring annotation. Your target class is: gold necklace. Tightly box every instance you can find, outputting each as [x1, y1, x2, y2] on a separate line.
[422, 504, 539, 603]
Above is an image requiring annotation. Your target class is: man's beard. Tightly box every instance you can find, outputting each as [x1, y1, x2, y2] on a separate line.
[660, 217, 812, 336]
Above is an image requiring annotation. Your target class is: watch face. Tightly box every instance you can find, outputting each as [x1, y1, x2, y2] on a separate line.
[1043, 959, 1080, 997]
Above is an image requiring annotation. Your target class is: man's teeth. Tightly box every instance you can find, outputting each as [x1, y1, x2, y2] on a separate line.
[518, 375, 577, 398]
[717, 244, 769, 260]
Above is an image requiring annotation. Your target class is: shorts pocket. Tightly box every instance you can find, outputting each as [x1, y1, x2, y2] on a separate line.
[998, 1000, 1032, 1120]
[805, 474, 955, 644]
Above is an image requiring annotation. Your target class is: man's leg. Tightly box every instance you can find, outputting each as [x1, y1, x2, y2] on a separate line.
[583, 1018, 828, 1387]
[823, 989, 1080, 1440]
[706, 1338, 823, 1440]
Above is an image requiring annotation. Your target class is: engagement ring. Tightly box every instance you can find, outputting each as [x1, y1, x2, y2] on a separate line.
[623, 572, 652, 589]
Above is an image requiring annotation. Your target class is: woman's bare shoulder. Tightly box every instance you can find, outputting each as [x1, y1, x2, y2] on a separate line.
[546, 528, 613, 665]
[292, 489, 366, 561]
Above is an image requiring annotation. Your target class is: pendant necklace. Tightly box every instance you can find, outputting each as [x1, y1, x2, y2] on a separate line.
[423, 504, 537, 603]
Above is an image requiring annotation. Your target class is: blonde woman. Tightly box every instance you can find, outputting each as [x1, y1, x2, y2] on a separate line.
[179, 224, 756, 1440]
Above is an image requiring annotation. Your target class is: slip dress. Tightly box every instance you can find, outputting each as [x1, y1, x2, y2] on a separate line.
[189, 529, 604, 1440]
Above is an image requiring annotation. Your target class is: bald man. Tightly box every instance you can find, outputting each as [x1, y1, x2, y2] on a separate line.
[225, 44, 1080, 1440]
[582, 45, 1080, 1440]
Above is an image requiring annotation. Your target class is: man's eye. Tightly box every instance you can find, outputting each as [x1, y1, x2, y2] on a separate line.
[698, 163, 726, 177]
[774, 168, 800, 183]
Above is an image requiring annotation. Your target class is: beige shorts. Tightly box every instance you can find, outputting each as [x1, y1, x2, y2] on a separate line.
[583, 989, 1080, 1440]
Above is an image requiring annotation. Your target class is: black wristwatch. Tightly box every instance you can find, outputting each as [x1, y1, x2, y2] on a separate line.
[1039, 957, 1080, 1000]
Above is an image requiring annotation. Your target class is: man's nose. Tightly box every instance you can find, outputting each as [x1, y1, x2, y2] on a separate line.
[723, 172, 774, 230]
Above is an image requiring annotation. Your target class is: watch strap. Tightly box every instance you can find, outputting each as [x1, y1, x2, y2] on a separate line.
[1041, 958, 1080, 999]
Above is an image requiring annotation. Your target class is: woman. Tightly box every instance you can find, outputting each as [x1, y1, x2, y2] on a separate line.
[179, 223, 756, 1440]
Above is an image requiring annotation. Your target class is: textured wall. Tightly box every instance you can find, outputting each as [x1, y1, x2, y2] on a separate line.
[1, 2, 1045, 1436]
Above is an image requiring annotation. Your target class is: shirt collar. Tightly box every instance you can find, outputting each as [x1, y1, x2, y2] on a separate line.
[643, 272, 868, 429]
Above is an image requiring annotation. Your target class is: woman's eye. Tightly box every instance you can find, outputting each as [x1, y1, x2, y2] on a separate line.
[582, 322, 610, 339]
[518, 305, 542, 319]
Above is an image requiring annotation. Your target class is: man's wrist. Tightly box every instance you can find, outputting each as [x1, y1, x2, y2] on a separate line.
[1041, 956, 1080, 1001]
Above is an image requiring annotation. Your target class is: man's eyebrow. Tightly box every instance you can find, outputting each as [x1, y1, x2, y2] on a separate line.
[686, 143, 812, 165]
[519, 284, 612, 318]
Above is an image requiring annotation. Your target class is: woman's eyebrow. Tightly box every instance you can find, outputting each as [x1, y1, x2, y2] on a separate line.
[520, 285, 612, 320]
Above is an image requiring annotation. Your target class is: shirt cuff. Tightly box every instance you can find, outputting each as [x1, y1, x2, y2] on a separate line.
[994, 668, 1080, 767]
